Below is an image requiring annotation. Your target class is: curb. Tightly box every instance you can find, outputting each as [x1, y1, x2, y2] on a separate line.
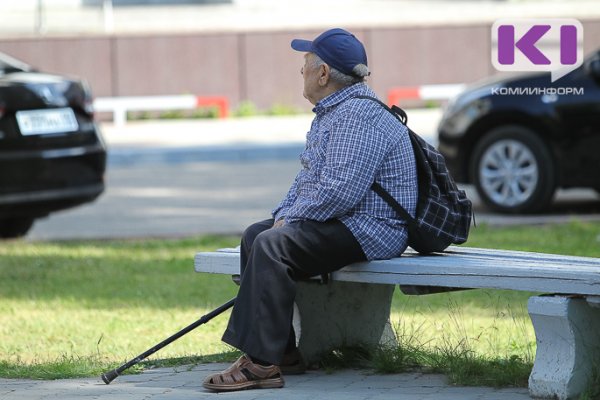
[107, 143, 305, 166]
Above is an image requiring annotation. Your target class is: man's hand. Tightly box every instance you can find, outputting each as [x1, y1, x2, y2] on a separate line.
[272, 219, 286, 229]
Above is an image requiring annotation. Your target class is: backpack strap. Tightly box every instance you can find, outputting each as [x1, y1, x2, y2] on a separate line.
[371, 181, 415, 224]
[353, 95, 408, 125]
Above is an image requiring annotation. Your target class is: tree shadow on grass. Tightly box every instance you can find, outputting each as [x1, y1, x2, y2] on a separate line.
[0, 236, 239, 310]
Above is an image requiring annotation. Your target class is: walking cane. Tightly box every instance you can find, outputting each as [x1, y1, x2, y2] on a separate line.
[101, 297, 235, 384]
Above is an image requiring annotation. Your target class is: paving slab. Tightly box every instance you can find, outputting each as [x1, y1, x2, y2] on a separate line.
[0, 363, 532, 400]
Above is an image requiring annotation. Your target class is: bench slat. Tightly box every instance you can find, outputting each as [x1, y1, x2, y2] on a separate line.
[195, 250, 239, 274]
[195, 246, 600, 296]
[446, 246, 600, 264]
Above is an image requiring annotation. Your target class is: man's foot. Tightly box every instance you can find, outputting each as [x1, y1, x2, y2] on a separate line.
[203, 355, 284, 392]
[280, 348, 306, 375]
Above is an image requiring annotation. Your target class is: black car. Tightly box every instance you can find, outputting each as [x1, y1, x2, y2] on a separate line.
[0, 52, 106, 238]
[438, 50, 600, 213]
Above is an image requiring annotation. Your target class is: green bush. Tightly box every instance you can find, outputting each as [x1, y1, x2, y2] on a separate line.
[234, 100, 260, 117]
[266, 103, 301, 116]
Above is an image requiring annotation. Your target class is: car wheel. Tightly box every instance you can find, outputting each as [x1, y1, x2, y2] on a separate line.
[0, 217, 35, 239]
[470, 125, 556, 214]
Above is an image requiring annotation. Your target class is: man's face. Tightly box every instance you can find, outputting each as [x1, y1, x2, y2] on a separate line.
[301, 53, 323, 105]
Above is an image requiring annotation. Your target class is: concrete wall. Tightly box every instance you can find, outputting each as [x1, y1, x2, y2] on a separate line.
[1, 20, 599, 111]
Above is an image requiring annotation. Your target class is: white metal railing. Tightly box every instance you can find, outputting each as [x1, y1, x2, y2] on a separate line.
[93, 95, 229, 126]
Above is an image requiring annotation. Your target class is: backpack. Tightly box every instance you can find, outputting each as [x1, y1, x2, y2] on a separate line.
[355, 96, 473, 254]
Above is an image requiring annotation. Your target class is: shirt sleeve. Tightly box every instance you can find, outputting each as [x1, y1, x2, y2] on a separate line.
[285, 113, 389, 222]
[271, 170, 301, 221]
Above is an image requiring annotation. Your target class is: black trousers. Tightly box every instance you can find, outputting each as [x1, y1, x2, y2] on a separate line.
[221, 218, 366, 365]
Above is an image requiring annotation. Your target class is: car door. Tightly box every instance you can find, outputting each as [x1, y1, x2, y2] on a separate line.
[552, 53, 600, 188]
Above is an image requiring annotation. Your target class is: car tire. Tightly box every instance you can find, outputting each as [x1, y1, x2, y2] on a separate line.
[0, 217, 35, 239]
[470, 125, 556, 214]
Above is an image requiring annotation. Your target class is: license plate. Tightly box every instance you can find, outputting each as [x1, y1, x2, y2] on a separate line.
[16, 108, 79, 136]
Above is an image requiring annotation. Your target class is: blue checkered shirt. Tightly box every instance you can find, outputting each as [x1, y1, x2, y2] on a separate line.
[272, 83, 418, 260]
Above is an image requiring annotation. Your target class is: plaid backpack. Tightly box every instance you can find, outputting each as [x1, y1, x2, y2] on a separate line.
[356, 96, 473, 254]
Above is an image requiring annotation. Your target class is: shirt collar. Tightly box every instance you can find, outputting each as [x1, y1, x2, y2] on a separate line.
[312, 83, 372, 114]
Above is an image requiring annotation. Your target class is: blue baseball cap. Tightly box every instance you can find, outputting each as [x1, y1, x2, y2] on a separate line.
[291, 28, 368, 77]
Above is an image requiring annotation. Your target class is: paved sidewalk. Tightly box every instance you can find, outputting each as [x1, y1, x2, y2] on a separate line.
[101, 109, 443, 166]
[0, 363, 531, 400]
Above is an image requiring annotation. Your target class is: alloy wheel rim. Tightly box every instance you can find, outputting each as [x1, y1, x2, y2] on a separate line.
[479, 139, 539, 207]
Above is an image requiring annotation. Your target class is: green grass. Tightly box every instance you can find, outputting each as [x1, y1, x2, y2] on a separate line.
[0, 220, 599, 386]
[0, 235, 240, 379]
[463, 220, 600, 256]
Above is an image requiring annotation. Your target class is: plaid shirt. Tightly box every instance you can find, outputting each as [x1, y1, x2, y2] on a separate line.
[272, 83, 417, 260]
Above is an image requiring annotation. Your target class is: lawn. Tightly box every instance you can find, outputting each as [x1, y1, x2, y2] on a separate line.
[0, 221, 599, 382]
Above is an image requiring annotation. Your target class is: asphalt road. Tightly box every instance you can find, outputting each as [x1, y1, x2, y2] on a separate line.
[27, 157, 600, 241]
[28, 159, 300, 240]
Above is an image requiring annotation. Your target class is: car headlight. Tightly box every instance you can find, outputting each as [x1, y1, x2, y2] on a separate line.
[439, 96, 493, 138]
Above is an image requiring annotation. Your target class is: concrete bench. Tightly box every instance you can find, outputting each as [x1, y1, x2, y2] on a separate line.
[194, 246, 600, 400]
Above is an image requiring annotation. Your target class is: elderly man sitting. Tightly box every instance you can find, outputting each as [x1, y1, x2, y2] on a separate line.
[203, 28, 417, 392]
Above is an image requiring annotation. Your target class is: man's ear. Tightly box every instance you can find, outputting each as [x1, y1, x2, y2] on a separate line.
[318, 64, 330, 86]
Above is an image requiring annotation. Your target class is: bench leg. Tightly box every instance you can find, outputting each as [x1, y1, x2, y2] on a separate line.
[528, 295, 600, 400]
[293, 280, 396, 365]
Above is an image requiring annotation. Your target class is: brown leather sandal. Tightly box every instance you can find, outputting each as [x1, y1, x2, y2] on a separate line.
[203, 355, 284, 392]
